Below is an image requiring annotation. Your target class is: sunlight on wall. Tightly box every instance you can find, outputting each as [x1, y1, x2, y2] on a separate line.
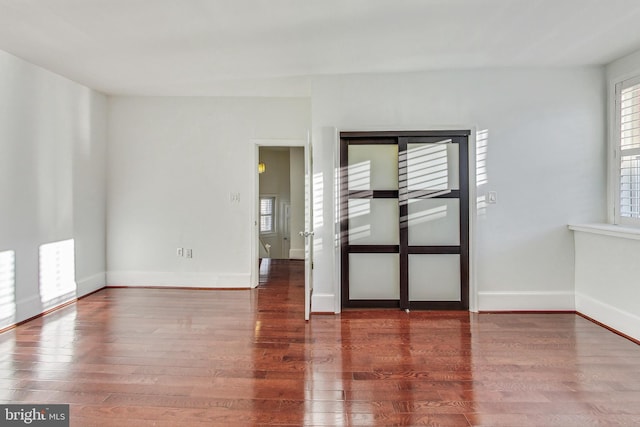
[305, 166, 311, 231]
[477, 195, 487, 217]
[39, 239, 77, 310]
[476, 129, 489, 187]
[0, 250, 16, 326]
[313, 172, 324, 254]
[476, 129, 490, 217]
[313, 172, 324, 228]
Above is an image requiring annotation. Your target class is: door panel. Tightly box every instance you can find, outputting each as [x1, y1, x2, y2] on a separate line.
[349, 253, 400, 300]
[407, 199, 459, 246]
[348, 199, 400, 245]
[408, 254, 461, 301]
[348, 144, 399, 190]
[407, 142, 460, 191]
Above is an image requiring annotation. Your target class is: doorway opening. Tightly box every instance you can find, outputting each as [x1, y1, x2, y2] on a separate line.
[257, 147, 304, 261]
[252, 138, 313, 321]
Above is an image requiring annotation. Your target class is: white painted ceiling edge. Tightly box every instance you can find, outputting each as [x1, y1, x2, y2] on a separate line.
[1, 0, 640, 95]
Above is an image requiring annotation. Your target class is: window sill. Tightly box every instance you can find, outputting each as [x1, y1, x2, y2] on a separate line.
[568, 223, 640, 241]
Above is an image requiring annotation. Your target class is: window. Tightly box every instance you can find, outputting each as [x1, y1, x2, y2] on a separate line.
[259, 196, 276, 233]
[615, 77, 640, 225]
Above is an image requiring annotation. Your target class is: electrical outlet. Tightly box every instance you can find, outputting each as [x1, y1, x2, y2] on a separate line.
[229, 192, 240, 203]
[177, 247, 184, 257]
[186, 249, 193, 258]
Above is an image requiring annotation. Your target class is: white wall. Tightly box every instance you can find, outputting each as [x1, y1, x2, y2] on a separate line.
[0, 41, 627, 327]
[107, 97, 310, 287]
[310, 67, 606, 312]
[572, 229, 640, 341]
[0, 50, 107, 329]
[289, 147, 305, 259]
[0, 55, 609, 322]
[259, 148, 291, 258]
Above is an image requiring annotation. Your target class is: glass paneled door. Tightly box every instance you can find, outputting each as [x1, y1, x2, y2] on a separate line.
[340, 131, 469, 310]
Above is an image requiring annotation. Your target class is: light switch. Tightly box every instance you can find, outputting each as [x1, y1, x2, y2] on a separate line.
[487, 191, 497, 204]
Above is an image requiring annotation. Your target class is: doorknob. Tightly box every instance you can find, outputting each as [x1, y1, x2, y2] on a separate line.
[299, 231, 314, 237]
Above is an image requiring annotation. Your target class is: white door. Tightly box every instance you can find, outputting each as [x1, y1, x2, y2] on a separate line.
[281, 202, 290, 259]
[303, 135, 313, 321]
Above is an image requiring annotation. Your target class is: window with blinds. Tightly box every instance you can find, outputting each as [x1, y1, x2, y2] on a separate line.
[617, 78, 640, 224]
[259, 196, 276, 233]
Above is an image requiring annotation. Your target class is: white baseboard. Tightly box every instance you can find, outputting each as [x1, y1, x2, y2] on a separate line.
[289, 248, 305, 259]
[311, 292, 336, 313]
[576, 292, 640, 341]
[77, 272, 106, 296]
[478, 291, 575, 311]
[315, 291, 575, 314]
[11, 292, 77, 327]
[5, 294, 42, 329]
[106, 271, 251, 288]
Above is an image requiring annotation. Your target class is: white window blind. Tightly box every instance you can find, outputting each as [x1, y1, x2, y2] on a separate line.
[260, 197, 275, 233]
[618, 79, 640, 223]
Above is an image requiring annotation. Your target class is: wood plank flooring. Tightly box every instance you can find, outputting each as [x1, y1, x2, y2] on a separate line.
[1, 259, 639, 426]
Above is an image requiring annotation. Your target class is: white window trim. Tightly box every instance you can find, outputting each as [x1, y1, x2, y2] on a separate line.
[611, 74, 640, 227]
[259, 195, 278, 235]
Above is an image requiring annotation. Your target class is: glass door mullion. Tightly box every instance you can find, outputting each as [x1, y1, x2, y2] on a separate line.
[398, 137, 409, 310]
[457, 136, 470, 310]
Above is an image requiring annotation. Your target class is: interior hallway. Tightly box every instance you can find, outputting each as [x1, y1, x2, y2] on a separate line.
[0, 260, 639, 426]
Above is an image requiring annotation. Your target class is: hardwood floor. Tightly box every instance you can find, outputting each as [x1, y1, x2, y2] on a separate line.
[1, 259, 639, 426]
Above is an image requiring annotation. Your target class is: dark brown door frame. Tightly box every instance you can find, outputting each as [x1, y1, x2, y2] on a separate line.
[340, 130, 470, 310]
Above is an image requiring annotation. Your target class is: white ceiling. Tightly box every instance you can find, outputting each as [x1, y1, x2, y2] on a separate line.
[2, 0, 640, 95]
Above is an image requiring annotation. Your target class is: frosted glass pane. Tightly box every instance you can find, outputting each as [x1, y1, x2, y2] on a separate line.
[349, 199, 399, 244]
[409, 255, 460, 301]
[348, 145, 398, 190]
[408, 199, 459, 246]
[349, 254, 399, 300]
[407, 142, 459, 191]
